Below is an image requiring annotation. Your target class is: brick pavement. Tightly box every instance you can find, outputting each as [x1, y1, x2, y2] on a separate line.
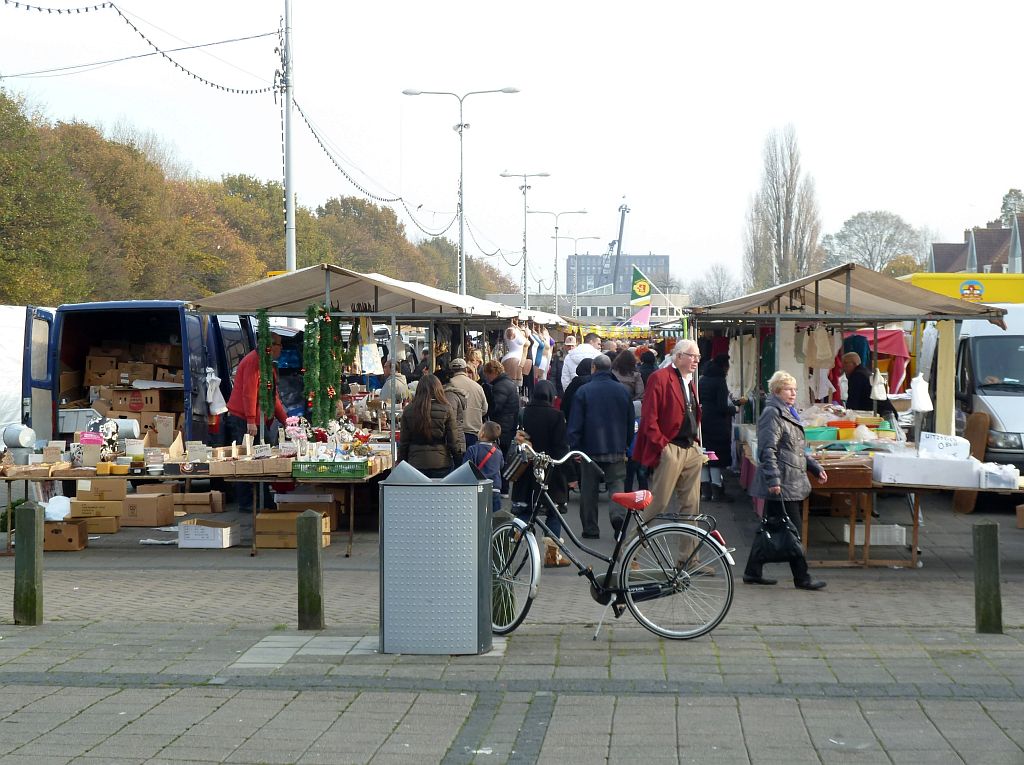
[0, 490, 1021, 763]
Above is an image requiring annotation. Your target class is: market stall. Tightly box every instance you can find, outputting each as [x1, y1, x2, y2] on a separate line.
[692, 263, 1014, 566]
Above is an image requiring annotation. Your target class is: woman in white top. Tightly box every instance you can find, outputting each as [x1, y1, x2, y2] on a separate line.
[502, 321, 527, 385]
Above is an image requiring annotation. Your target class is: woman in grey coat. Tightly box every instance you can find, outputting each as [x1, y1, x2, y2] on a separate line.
[744, 370, 828, 590]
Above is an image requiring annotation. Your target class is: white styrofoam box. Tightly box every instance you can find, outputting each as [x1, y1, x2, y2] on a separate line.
[872, 453, 981, 489]
[178, 519, 240, 548]
[980, 463, 1021, 490]
[842, 523, 906, 547]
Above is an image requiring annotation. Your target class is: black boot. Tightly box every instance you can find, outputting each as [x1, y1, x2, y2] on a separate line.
[710, 483, 734, 503]
[700, 482, 712, 501]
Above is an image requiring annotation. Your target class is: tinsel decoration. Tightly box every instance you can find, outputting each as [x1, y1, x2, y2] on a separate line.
[303, 304, 320, 420]
[257, 309, 274, 422]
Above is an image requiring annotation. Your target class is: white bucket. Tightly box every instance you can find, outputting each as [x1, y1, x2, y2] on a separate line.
[1, 424, 37, 449]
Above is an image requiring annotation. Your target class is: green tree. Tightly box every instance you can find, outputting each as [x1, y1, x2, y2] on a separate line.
[1000, 189, 1024, 227]
[0, 91, 93, 304]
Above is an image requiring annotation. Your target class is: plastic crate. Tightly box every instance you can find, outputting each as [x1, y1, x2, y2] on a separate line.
[842, 523, 906, 546]
[292, 460, 369, 479]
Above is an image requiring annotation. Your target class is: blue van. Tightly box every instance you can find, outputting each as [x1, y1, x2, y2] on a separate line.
[22, 301, 255, 444]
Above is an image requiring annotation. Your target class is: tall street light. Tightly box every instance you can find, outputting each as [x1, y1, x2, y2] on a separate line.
[402, 87, 519, 295]
[528, 208, 587, 310]
[554, 235, 600, 317]
[500, 171, 549, 309]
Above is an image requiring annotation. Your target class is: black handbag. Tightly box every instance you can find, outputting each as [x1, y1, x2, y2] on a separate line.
[749, 499, 804, 563]
[501, 411, 530, 483]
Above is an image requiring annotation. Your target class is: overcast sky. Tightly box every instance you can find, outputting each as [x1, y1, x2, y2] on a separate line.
[2, 0, 1021, 293]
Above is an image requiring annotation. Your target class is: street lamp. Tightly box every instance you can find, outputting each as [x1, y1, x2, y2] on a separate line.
[403, 87, 519, 295]
[500, 171, 549, 309]
[528, 209, 587, 310]
[554, 235, 600, 317]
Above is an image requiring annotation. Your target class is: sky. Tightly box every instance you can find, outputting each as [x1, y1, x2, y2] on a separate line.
[2, 0, 1022, 295]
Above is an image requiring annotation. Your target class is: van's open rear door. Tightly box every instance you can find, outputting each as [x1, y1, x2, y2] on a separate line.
[22, 307, 54, 439]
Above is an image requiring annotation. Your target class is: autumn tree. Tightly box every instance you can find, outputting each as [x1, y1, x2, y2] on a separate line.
[822, 211, 921, 272]
[743, 126, 822, 290]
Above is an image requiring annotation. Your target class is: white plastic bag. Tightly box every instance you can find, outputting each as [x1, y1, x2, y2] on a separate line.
[852, 424, 875, 442]
[43, 495, 71, 521]
[205, 367, 227, 416]
[910, 373, 933, 412]
[870, 369, 888, 401]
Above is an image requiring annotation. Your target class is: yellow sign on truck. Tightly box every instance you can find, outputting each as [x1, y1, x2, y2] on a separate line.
[900, 272, 1024, 303]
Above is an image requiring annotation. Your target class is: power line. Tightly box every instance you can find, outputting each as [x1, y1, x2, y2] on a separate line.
[0, 31, 277, 79]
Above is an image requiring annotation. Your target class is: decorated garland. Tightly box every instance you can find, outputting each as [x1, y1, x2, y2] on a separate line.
[257, 309, 274, 422]
[302, 303, 342, 427]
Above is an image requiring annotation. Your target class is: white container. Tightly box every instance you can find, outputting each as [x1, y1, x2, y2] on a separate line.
[1, 424, 36, 448]
[980, 464, 1021, 490]
[843, 523, 906, 546]
[872, 453, 981, 489]
[178, 519, 239, 548]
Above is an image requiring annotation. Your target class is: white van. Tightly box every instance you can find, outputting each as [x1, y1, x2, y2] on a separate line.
[953, 303, 1024, 469]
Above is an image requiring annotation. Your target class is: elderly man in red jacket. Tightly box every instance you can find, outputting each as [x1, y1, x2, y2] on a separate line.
[632, 339, 703, 527]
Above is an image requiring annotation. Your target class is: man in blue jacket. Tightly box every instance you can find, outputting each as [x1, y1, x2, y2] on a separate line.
[567, 354, 634, 538]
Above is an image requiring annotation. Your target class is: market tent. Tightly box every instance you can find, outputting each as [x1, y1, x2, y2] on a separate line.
[695, 263, 1006, 321]
[193, 263, 568, 326]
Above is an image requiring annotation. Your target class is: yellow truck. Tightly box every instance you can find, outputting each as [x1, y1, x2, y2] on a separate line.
[899, 272, 1024, 304]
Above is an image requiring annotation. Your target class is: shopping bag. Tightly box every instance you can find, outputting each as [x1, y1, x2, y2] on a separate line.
[910, 373, 933, 412]
[870, 369, 888, 401]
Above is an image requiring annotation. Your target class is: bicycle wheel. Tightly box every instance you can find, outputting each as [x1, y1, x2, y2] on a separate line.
[619, 524, 733, 640]
[491, 522, 540, 634]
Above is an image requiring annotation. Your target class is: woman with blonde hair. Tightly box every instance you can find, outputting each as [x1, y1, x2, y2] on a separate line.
[744, 370, 828, 590]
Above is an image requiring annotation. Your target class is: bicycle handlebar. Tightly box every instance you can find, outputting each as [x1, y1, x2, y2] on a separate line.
[519, 443, 605, 479]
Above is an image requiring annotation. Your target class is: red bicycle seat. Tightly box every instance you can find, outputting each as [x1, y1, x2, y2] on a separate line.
[611, 490, 653, 511]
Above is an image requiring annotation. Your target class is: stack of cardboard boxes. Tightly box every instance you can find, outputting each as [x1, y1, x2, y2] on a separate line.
[257, 491, 338, 548]
[69, 477, 126, 534]
[137, 483, 224, 514]
[76, 341, 186, 446]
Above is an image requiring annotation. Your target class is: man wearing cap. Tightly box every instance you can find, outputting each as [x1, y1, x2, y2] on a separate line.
[446, 357, 488, 448]
[561, 332, 603, 390]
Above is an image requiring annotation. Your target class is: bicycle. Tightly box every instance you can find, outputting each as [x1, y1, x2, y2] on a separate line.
[491, 443, 736, 640]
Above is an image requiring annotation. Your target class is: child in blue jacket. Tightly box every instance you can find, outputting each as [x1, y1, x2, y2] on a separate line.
[463, 421, 504, 512]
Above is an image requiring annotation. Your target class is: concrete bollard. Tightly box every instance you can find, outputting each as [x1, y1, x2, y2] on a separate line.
[296, 509, 324, 630]
[13, 501, 44, 626]
[973, 521, 1002, 634]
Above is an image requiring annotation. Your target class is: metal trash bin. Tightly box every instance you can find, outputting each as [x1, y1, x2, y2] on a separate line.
[379, 461, 492, 655]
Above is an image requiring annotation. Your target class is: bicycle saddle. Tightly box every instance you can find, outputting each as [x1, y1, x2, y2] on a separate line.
[611, 490, 653, 511]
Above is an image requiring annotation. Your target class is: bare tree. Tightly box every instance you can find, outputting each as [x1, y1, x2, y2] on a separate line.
[743, 126, 822, 290]
[821, 211, 921, 272]
[688, 263, 742, 306]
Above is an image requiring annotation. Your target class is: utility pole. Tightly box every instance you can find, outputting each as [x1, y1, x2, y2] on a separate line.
[283, 0, 296, 272]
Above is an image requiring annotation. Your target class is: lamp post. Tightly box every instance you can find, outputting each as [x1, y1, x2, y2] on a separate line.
[554, 235, 600, 317]
[500, 171, 549, 309]
[403, 87, 519, 295]
[528, 209, 587, 310]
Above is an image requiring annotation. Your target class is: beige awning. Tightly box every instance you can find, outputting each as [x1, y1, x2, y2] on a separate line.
[695, 263, 1006, 321]
[193, 264, 568, 325]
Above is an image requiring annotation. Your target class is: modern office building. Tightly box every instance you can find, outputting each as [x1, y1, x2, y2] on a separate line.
[565, 253, 671, 294]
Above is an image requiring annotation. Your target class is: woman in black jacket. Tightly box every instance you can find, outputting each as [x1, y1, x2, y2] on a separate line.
[697, 354, 746, 502]
[482, 359, 520, 493]
[397, 374, 462, 478]
[511, 380, 572, 566]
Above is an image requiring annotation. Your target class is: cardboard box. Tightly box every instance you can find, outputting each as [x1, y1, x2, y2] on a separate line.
[178, 519, 239, 548]
[69, 499, 123, 518]
[273, 495, 338, 531]
[256, 510, 330, 535]
[59, 370, 83, 399]
[44, 520, 88, 551]
[143, 342, 183, 368]
[163, 461, 210, 476]
[138, 482, 182, 494]
[86, 355, 117, 375]
[84, 515, 120, 534]
[210, 460, 237, 476]
[121, 494, 175, 526]
[156, 367, 184, 383]
[256, 532, 332, 549]
[76, 477, 128, 501]
[116, 362, 156, 384]
[138, 390, 184, 413]
[872, 453, 981, 489]
[105, 410, 142, 429]
[173, 491, 224, 507]
[94, 369, 120, 386]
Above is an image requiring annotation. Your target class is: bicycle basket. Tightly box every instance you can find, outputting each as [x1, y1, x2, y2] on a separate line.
[501, 442, 530, 483]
